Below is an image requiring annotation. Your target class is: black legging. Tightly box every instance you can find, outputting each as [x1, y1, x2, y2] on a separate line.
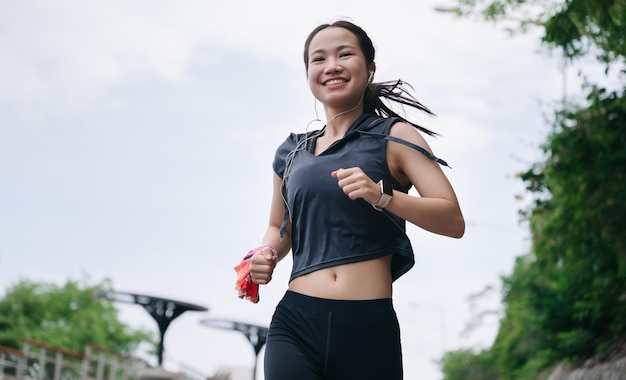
[264, 291, 403, 380]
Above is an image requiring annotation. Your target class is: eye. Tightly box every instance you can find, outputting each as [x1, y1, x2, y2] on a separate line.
[340, 51, 353, 58]
[310, 56, 325, 63]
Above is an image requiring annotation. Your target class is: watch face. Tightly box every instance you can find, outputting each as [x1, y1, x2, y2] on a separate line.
[382, 180, 393, 195]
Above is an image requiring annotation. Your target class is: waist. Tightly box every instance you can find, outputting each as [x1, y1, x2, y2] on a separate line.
[288, 255, 393, 300]
[279, 290, 394, 313]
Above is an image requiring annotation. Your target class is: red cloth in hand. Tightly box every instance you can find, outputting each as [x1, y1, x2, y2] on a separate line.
[234, 245, 277, 303]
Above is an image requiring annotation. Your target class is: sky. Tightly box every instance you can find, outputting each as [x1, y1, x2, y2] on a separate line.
[0, 1, 594, 379]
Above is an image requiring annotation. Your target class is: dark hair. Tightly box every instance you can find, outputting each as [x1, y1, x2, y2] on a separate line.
[303, 20, 437, 136]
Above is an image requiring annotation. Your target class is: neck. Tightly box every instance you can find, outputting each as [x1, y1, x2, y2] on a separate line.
[324, 106, 364, 136]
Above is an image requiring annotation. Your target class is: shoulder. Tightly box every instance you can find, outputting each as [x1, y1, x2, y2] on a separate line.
[272, 130, 320, 176]
[366, 116, 426, 145]
[273, 133, 298, 171]
[276, 132, 300, 153]
[387, 121, 438, 171]
[389, 121, 429, 146]
[362, 116, 432, 155]
[274, 130, 317, 156]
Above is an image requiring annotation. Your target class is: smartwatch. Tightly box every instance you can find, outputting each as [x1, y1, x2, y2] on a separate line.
[373, 180, 393, 211]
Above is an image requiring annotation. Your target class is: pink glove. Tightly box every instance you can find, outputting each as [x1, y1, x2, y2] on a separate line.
[234, 245, 277, 303]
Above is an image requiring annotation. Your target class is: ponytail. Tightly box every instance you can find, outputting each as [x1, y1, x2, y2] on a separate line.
[364, 80, 438, 137]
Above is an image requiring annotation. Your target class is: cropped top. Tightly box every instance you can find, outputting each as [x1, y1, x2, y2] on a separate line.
[272, 113, 449, 283]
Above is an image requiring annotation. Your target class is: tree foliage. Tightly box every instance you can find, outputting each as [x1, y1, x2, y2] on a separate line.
[438, 348, 499, 380]
[439, 0, 626, 379]
[0, 278, 155, 356]
[454, 0, 626, 63]
[489, 85, 626, 379]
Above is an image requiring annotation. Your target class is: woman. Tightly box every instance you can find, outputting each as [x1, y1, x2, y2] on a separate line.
[240, 19, 464, 380]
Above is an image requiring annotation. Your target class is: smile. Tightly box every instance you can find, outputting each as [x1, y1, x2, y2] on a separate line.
[324, 79, 347, 86]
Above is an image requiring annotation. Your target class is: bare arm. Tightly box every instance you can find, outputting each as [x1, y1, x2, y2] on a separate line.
[262, 172, 292, 259]
[250, 172, 292, 285]
[386, 122, 465, 238]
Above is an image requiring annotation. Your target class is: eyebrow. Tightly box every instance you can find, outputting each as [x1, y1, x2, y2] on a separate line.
[309, 44, 356, 57]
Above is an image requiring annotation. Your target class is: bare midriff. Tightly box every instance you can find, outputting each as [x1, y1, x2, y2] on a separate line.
[287, 255, 393, 300]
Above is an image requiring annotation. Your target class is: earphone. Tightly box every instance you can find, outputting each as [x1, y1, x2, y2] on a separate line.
[368, 71, 375, 83]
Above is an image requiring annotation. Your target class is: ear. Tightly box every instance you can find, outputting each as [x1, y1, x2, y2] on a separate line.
[368, 63, 377, 82]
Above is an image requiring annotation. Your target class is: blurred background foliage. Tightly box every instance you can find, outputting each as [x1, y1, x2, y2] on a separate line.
[0, 278, 155, 356]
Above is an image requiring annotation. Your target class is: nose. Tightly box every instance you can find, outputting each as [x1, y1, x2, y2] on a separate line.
[324, 58, 342, 75]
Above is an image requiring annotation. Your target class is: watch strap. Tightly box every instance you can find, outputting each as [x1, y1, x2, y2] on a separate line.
[373, 180, 392, 211]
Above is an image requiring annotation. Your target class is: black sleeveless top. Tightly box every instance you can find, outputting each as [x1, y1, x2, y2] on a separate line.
[273, 113, 449, 283]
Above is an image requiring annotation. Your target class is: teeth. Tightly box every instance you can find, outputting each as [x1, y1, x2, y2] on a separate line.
[326, 79, 346, 85]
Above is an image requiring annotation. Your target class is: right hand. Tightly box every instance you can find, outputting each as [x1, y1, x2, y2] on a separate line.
[249, 247, 278, 285]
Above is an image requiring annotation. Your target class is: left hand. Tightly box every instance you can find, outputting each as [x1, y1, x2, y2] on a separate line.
[331, 167, 381, 205]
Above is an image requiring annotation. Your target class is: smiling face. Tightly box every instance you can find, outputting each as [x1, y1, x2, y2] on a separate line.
[305, 26, 374, 113]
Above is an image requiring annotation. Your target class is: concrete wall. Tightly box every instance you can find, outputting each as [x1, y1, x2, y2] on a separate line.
[548, 356, 626, 380]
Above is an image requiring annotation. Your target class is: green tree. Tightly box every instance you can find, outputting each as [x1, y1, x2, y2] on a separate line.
[437, 348, 499, 380]
[0, 278, 155, 356]
[454, 0, 626, 62]
[439, 1, 626, 379]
